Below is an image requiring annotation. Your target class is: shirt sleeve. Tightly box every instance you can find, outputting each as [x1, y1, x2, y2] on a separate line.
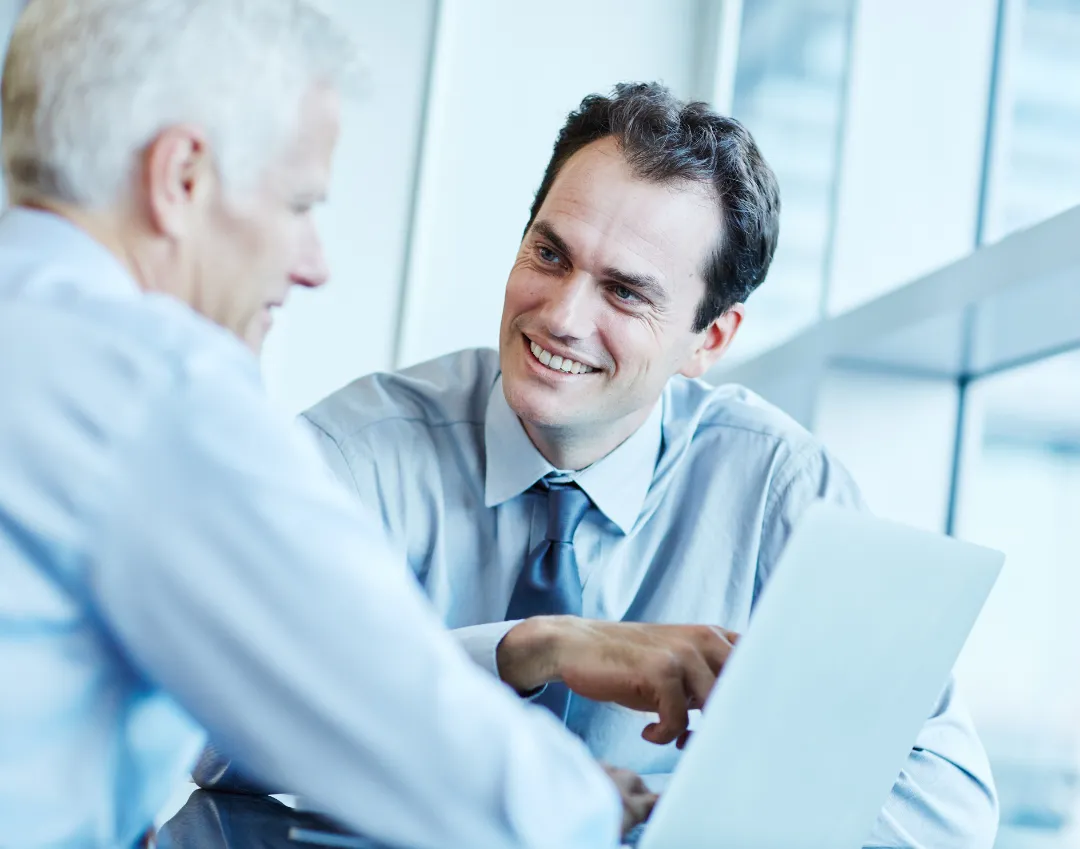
[86, 346, 622, 849]
[451, 620, 521, 679]
[758, 447, 999, 849]
[298, 414, 363, 500]
[298, 416, 539, 689]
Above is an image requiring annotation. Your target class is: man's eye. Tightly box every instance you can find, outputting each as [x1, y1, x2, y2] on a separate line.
[538, 245, 561, 264]
[612, 285, 641, 303]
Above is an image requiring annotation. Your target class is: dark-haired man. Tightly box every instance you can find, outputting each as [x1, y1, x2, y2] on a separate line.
[300, 83, 995, 846]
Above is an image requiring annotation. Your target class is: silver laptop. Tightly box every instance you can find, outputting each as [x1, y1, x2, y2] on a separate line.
[635, 501, 1003, 849]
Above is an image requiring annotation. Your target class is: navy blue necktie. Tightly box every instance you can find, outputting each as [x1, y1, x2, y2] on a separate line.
[506, 481, 591, 720]
[190, 742, 273, 795]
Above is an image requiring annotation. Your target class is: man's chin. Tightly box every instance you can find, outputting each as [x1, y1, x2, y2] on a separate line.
[502, 377, 579, 429]
[242, 331, 266, 356]
[240, 314, 272, 356]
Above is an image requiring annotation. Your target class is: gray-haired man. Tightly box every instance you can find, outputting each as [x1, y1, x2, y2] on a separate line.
[0, 3, 657, 847]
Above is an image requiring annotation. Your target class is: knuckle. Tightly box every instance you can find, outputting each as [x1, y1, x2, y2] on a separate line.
[671, 641, 694, 665]
[704, 624, 730, 644]
[658, 649, 683, 679]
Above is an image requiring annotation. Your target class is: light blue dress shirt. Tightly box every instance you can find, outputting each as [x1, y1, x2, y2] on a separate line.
[304, 347, 1000, 849]
[0, 208, 622, 849]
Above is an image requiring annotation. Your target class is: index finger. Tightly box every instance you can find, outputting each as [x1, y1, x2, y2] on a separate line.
[641, 678, 690, 745]
[621, 790, 659, 836]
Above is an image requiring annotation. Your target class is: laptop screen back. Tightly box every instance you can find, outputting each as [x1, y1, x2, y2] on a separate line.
[639, 502, 1003, 849]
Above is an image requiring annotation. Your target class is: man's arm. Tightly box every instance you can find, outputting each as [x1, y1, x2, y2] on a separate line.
[495, 616, 737, 745]
[865, 679, 998, 849]
[451, 616, 737, 747]
[87, 349, 626, 849]
[300, 417, 737, 745]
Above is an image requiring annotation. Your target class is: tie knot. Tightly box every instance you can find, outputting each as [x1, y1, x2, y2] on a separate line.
[544, 482, 591, 544]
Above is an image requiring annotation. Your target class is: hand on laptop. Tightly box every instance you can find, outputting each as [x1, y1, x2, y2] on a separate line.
[497, 617, 739, 744]
[601, 762, 658, 835]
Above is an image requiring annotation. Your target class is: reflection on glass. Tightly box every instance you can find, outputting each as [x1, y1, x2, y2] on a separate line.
[728, 0, 854, 359]
[954, 348, 1080, 847]
[986, 0, 1080, 242]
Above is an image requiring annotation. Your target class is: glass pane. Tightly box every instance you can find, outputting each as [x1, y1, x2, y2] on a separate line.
[953, 349, 1080, 847]
[813, 367, 959, 533]
[985, 0, 1080, 242]
[728, 0, 855, 359]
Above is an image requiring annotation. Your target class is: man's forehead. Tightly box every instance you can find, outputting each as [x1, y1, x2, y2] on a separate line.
[538, 141, 721, 280]
[266, 86, 339, 191]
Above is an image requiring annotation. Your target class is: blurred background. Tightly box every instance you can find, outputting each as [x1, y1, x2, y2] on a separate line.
[3, 1, 1080, 845]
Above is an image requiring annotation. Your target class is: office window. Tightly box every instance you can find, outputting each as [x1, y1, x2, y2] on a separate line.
[812, 366, 959, 533]
[953, 349, 1080, 846]
[984, 0, 1080, 243]
[727, 0, 855, 358]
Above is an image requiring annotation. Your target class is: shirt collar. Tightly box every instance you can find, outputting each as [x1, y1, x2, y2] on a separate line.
[484, 375, 663, 534]
[0, 206, 141, 301]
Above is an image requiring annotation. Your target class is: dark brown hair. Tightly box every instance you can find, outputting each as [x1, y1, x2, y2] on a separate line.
[526, 82, 781, 331]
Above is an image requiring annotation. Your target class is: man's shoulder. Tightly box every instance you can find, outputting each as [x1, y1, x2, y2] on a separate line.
[666, 376, 866, 557]
[667, 375, 822, 461]
[0, 285, 262, 551]
[303, 348, 500, 448]
[1, 281, 258, 409]
[0, 216, 253, 388]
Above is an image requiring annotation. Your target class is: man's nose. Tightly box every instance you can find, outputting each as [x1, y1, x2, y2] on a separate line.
[291, 239, 330, 289]
[539, 271, 595, 339]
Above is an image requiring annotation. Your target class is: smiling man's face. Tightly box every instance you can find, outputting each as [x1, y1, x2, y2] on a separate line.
[498, 136, 727, 459]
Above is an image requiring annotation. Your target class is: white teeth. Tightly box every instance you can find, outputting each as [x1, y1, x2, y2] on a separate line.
[528, 339, 593, 375]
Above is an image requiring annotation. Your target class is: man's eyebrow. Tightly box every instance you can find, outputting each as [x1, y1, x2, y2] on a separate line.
[532, 220, 575, 262]
[601, 266, 666, 301]
[532, 219, 668, 302]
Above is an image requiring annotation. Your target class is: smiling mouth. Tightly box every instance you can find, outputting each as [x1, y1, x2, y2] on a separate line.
[526, 337, 596, 375]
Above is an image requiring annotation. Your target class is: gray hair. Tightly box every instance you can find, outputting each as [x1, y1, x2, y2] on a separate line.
[2, 0, 358, 208]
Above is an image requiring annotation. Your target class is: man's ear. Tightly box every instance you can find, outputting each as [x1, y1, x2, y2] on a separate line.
[678, 303, 744, 379]
[141, 125, 213, 239]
